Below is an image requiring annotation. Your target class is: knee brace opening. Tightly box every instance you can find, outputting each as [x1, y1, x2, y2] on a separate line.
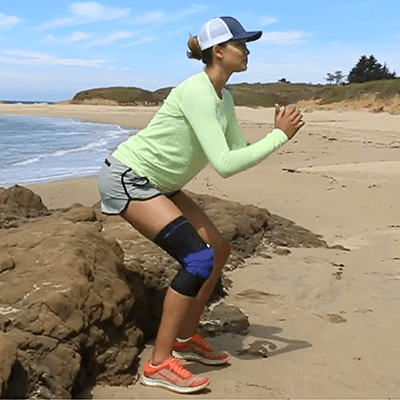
[170, 269, 206, 297]
[154, 216, 215, 297]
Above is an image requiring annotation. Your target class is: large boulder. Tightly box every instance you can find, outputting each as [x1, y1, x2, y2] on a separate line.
[0, 215, 142, 398]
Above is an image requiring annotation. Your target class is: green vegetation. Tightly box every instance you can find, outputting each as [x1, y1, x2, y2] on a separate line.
[226, 82, 320, 107]
[315, 79, 400, 104]
[325, 71, 346, 85]
[348, 55, 396, 83]
[72, 86, 172, 105]
[71, 78, 400, 108]
[229, 79, 400, 106]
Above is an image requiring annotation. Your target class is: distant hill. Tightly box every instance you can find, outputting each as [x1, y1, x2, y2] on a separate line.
[71, 79, 400, 110]
[71, 86, 172, 105]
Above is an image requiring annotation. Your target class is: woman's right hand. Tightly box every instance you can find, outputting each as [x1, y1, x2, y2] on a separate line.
[274, 104, 305, 139]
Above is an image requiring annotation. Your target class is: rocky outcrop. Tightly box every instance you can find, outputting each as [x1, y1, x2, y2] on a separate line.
[0, 185, 50, 229]
[0, 186, 330, 398]
[199, 302, 250, 337]
[0, 215, 141, 398]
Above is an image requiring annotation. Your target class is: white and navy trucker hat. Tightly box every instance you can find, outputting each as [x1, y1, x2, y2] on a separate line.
[198, 16, 262, 51]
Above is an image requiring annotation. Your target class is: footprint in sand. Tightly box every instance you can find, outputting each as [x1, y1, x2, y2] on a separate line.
[235, 289, 284, 304]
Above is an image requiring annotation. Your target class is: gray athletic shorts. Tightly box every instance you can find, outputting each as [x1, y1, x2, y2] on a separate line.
[98, 155, 180, 214]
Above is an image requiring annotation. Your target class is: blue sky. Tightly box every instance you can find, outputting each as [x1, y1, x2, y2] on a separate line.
[1, 1, 399, 101]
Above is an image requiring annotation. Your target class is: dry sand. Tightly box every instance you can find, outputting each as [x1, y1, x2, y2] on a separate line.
[1, 102, 400, 398]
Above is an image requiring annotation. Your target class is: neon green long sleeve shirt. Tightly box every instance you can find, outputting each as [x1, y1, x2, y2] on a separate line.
[113, 72, 288, 191]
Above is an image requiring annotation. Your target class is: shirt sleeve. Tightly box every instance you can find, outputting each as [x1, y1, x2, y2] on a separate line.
[181, 83, 288, 178]
[224, 94, 248, 150]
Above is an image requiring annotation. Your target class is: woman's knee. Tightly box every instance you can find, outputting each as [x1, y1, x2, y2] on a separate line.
[170, 191, 230, 266]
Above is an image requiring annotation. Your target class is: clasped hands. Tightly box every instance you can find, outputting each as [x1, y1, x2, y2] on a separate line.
[274, 104, 305, 139]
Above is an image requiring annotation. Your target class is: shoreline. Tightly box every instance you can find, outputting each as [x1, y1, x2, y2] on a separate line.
[1, 103, 146, 194]
[0, 102, 159, 130]
[0, 103, 154, 209]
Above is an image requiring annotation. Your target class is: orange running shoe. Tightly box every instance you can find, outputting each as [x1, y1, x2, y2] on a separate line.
[172, 333, 231, 365]
[141, 356, 209, 394]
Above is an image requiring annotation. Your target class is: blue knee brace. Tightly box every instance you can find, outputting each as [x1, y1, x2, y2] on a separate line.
[153, 216, 214, 297]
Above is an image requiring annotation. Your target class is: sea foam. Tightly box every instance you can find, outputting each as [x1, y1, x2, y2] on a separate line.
[0, 114, 134, 187]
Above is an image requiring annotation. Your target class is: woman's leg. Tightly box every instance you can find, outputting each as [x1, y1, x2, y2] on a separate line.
[121, 196, 192, 364]
[120, 191, 230, 363]
[169, 191, 231, 339]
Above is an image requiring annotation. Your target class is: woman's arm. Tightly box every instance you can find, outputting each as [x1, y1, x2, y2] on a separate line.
[182, 88, 303, 178]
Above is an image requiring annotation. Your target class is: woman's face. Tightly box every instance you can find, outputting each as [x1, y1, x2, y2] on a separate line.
[219, 40, 250, 73]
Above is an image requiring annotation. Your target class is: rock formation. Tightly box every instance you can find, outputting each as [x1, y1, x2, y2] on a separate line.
[0, 185, 330, 398]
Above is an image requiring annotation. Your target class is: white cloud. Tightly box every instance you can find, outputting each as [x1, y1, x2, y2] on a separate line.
[0, 49, 104, 67]
[85, 30, 133, 47]
[0, 70, 37, 79]
[40, 2, 130, 29]
[41, 18, 75, 30]
[259, 16, 278, 26]
[64, 31, 90, 43]
[70, 2, 130, 21]
[261, 30, 311, 45]
[0, 13, 21, 30]
[42, 31, 90, 44]
[123, 36, 154, 46]
[57, 57, 104, 67]
[43, 34, 56, 43]
[129, 5, 207, 25]
[169, 5, 208, 21]
[131, 11, 166, 25]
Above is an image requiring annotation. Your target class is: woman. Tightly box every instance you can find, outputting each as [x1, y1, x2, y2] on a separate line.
[98, 16, 304, 394]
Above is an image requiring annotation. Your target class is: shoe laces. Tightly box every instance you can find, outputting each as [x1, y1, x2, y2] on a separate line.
[193, 334, 213, 353]
[168, 357, 192, 379]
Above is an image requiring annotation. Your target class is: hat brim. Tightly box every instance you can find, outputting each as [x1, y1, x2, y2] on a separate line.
[232, 31, 262, 42]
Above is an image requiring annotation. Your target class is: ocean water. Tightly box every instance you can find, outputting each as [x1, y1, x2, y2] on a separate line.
[0, 114, 135, 187]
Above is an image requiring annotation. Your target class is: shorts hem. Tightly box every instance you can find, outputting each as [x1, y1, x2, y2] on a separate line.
[100, 191, 181, 215]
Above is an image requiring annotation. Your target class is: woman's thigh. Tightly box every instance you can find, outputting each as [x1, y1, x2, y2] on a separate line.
[121, 190, 230, 261]
[121, 195, 183, 240]
[169, 191, 230, 254]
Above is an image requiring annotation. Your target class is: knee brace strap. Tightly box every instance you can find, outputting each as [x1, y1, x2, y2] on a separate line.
[153, 216, 214, 297]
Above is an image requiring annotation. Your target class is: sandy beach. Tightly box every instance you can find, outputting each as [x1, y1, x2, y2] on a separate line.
[1, 102, 400, 398]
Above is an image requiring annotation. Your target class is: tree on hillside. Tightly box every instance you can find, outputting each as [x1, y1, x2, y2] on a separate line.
[326, 71, 345, 85]
[333, 71, 345, 84]
[325, 73, 335, 85]
[348, 55, 396, 83]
